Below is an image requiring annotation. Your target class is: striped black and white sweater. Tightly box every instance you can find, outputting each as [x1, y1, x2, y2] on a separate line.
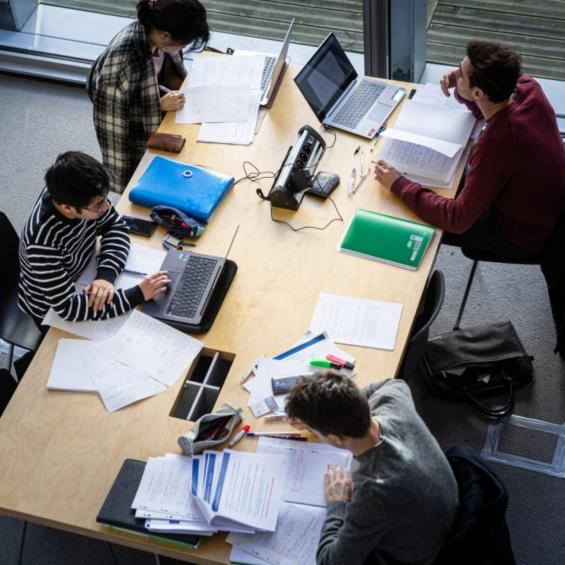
[19, 189, 144, 324]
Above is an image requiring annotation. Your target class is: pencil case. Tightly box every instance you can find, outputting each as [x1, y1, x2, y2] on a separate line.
[177, 402, 242, 456]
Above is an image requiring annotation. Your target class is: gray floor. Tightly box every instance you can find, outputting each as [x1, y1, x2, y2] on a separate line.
[1, 72, 564, 564]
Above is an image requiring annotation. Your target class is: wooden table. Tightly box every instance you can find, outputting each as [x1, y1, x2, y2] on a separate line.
[0, 67, 470, 563]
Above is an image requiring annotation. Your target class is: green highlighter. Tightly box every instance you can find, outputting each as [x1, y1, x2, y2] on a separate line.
[309, 359, 341, 370]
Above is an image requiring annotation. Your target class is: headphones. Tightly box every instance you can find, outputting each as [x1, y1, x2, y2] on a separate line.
[150, 205, 205, 239]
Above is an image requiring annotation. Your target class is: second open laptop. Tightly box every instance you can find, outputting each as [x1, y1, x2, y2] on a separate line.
[294, 33, 405, 139]
[258, 18, 295, 107]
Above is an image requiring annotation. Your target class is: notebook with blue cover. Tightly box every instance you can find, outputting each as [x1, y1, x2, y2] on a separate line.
[129, 156, 234, 223]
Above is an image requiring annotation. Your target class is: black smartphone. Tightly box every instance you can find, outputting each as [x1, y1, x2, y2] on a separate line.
[122, 215, 157, 237]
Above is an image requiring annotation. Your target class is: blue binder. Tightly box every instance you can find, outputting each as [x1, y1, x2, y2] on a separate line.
[129, 156, 234, 223]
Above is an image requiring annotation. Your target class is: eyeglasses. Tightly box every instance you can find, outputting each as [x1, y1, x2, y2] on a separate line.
[82, 196, 109, 215]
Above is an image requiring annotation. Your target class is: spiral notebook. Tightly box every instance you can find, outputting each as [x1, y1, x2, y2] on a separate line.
[129, 156, 234, 222]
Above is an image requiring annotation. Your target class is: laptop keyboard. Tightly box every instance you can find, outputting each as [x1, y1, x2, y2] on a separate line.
[167, 255, 219, 319]
[261, 55, 277, 95]
[332, 80, 386, 129]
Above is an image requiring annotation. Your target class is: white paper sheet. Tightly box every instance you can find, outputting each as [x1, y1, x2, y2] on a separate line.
[46, 338, 97, 392]
[132, 454, 205, 521]
[82, 353, 165, 412]
[309, 293, 403, 350]
[256, 437, 352, 507]
[197, 90, 261, 145]
[176, 85, 254, 124]
[412, 83, 470, 112]
[380, 128, 461, 158]
[229, 546, 269, 565]
[42, 308, 131, 340]
[227, 502, 326, 565]
[188, 55, 265, 89]
[89, 310, 203, 386]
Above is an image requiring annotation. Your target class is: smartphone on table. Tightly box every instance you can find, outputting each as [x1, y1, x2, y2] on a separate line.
[122, 215, 157, 237]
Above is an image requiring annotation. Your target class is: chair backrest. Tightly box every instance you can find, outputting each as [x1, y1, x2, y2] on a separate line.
[433, 446, 516, 565]
[0, 212, 21, 300]
[398, 270, 445, 379]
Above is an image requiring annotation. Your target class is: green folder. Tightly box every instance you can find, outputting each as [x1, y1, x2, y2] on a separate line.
[338, 209, 435, 270]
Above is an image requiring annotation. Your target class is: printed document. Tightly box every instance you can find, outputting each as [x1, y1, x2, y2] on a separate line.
[194, 449, 285, 532]
[82, 353, 165, 412]
[227, 502, 326, 565]
[309, 293, 403, 350]
[256, 437, 352, 507]
[379, 99, 476, 186]
[42, 308, 130, 340]
[197, 90, 262, 145]
[89, 310, 203, 386]
[188, 55, 265, 89]
[176, 85, 255, 124]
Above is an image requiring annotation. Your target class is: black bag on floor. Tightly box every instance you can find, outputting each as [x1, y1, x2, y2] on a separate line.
[423, 321, 534, 418]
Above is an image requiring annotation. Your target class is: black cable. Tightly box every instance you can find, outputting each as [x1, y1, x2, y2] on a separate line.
[323, 126, 337, 149]
[269, 173, 343, 232]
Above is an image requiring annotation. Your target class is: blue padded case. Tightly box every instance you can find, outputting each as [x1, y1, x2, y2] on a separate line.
[129, 156, 234, 223]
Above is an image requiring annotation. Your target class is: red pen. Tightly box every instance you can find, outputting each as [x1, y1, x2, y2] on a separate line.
[326, 354, 355, 371]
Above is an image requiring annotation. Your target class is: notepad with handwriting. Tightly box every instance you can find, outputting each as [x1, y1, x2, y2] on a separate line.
[338, 208, 435, 270]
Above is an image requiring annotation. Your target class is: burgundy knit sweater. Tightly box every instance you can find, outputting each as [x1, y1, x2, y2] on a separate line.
[391, 76, 565, 252]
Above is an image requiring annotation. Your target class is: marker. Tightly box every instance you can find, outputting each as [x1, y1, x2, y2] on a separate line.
[408, 88, 417, 99]
[229, 425, 250, 447]
[162, 241, 173, 251]
[310, 359, 341, 370]
[326, 354, 355, 371]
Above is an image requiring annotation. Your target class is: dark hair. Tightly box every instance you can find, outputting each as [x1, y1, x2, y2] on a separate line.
[466, 41, 521, 103]
[45, 151, 110, 210]
[137, 0, 209, 51]
[285, 371, 371, 438]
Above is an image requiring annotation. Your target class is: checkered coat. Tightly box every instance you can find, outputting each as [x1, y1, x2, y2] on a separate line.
[87, 21, 186, 193]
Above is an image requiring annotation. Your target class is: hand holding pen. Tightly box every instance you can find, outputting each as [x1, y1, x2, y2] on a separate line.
[159, 85, 185, 112]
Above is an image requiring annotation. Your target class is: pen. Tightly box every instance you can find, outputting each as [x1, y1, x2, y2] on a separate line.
[247, 433, 307, 441]
[228, 424, 250, 447]
[326, 354, 355, 371]
[162, 241, 172, 251]
[310, 359, 341, 370]
[353, 145, 361, 155]
[246, 431, 302, 437]
[347, 167, 357, 194]
[123, 269, 148, 277]
[159, 84, 172, 94]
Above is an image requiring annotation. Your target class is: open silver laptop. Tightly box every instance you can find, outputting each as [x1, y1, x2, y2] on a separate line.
[142, 249, 225, 327]
[294, 33, 405, 138]
[259, 19, 295, 107]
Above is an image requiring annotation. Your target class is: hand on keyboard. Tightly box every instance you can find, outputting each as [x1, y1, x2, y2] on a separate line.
[139, 271, 171, 301]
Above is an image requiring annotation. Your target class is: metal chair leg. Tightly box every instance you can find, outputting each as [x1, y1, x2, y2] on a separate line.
[454, 260, 479, 330]
[17, 520, 27, 565]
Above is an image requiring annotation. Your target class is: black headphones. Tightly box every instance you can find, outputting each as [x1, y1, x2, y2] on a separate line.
[150, 205, 205, 239]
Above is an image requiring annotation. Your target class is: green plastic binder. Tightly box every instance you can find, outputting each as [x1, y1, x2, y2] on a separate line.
[338, 209, 435, 270]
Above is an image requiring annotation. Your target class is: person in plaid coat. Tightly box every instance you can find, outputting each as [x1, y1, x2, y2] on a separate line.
[87, 0, 209, 193]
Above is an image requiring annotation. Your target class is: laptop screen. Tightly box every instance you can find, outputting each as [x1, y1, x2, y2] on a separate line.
[294, 33, 357, 121]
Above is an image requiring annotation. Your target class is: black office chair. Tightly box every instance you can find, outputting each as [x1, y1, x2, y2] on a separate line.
[0, 212, 43, 376]
[454, 214, 565, 358]
[398, 270, 445, 380]
[433, 445, 516, 565]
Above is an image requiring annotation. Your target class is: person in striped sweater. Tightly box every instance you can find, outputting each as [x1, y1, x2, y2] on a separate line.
[19, 151, 169, 326]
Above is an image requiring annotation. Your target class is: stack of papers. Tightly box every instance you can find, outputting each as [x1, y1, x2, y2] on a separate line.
[46, 310, 203, 412]
[132, 437, 351, 564]
[177, 55, 265, 145]
[379, 84, 476, 188]
[134, 450, 285, 535]
[243, 332, 356, 418]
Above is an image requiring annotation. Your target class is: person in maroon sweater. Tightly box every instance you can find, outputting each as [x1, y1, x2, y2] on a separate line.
[374, 41, 565, 258]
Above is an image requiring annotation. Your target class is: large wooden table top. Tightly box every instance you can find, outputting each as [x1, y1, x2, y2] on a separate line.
[0, 66, 470, 563]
